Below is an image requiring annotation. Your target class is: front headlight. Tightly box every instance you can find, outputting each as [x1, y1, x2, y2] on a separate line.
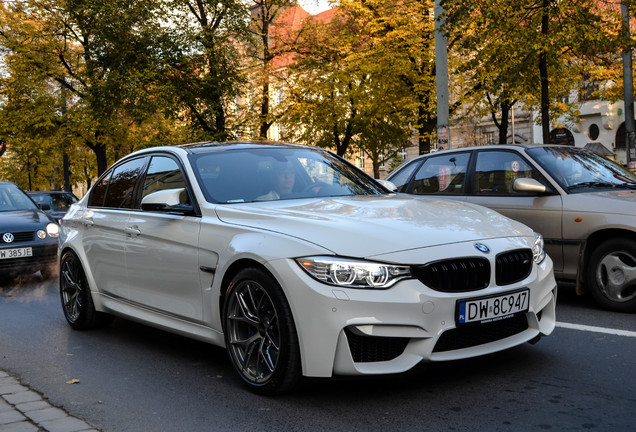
[46, 223, 60, 238]
[532, 232, 546, 264]
[296, 256, 411, 289]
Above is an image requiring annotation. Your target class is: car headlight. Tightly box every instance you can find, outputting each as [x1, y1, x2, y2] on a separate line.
[296, 256, 411, 289]
[46, 223, 60, 238]
[532, 232, 546, 264]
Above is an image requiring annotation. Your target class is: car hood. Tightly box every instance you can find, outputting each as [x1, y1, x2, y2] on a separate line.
[0, 210, 54, 232]
[214, 195, 531, 257]
[564, 189, 636, 216]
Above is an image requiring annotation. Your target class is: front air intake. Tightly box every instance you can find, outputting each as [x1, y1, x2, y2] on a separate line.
[344, 328, 409, 363]
[433, 314, 529, 352]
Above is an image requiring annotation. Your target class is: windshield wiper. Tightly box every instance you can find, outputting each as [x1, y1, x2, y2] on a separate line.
[568, 181, 636, 190]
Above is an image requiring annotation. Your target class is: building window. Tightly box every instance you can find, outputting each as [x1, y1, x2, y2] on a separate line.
[588, 124, 600, 141]
[277, 87, 284, 105]
[483, 131, 495, 145]
[357, 150, 365, 169]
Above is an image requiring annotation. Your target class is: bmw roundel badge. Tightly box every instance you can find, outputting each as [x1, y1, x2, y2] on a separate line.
[474, 243, 490, 253]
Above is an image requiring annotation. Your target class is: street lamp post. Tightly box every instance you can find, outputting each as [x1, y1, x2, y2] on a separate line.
[622, 1, 636, 170]
[434, 0, 450, 151]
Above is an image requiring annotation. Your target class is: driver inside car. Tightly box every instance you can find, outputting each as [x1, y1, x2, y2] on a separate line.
[256, 162, 296, 201]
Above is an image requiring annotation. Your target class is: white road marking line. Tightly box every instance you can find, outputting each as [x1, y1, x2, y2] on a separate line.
[556, 322, 636, 338]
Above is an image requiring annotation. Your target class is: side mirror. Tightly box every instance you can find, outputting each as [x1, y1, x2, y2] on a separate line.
[141, 188, 195, 216]
[513, 178, 547, 194]
[377, 179, 398, 192]
[38, 203, 51, 211]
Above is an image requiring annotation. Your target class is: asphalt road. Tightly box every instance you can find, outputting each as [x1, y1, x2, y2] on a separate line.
[1, 277, 635, 432]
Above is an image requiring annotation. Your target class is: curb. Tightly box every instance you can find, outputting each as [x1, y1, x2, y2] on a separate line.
[0, 371, 99, 432]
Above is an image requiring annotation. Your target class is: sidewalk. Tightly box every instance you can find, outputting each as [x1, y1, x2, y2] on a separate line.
[0, 371, 98, 432]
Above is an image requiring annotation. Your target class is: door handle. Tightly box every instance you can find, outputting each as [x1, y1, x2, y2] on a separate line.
[124, 225, 141, 237]
[83, 217, 94, 227]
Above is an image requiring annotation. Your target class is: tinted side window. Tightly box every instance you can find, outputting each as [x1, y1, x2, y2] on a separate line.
[140, 156, 189, 206]
[88, 173, 111, 207]
[412, 153, 470, 194]
[388, 160, 421, 192]
[473, 151, 541, 195]
[102, 158, 147, 208]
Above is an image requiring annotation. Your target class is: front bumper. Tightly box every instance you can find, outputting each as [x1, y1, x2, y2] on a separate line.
[0, 243, 58, 276]
[268, 247, 557, 378]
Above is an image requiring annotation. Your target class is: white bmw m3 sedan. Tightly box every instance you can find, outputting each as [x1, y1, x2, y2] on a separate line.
[58, 141, 557, 394]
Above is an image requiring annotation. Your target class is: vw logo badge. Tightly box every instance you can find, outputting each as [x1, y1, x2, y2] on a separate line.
[3, 233, 15, 244]
[474, 243, 489, 254]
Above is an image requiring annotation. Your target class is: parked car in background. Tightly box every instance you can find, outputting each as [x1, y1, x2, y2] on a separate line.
[28, 191, 79, 222]
[0, 181, 60, 282]
[387, 144, 636, 312]
[58, 141, 556, 394]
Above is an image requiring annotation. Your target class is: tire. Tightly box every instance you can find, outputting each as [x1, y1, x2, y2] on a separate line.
[587, 238, 636, 312]
[223, 268, 302, 395]
[59, 251, 114, 330]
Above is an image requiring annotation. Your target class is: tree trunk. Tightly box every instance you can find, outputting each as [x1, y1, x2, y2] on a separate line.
[259, 78, 270, 139]
[417, 104, 437, 155]
[213, 86, 227, 140]
[498, 101, 510, 144]
[87, 138, 108, 177]
[259, 5, 272, 140]
[63, 153, 71, 192]
[95, 143, 108, 176]
[418, 105, 430, 154]
[27, 157, 32, 191]
[373, 160, 381, 179]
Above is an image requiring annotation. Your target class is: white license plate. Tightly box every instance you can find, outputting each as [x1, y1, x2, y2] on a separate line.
[0, 247, 33, 260]
[457, 289, 529, 324]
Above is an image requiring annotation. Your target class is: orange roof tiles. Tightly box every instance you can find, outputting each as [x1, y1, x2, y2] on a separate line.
[270, 4, 338, 70]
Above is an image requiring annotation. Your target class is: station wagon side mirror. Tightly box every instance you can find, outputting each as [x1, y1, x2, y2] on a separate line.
[513, 178, 547, 194]
[141, 188, 195, 216]
[38, 203, 51, 211]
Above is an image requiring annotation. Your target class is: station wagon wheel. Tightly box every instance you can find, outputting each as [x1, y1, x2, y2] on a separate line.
[587, 238, 636, 312]
[223, 268, 301, 395]
[59, 251, 113, 330]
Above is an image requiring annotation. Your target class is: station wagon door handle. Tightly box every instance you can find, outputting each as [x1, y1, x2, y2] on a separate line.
[124, 226, 141, 237]
[83, 217, 94, 227]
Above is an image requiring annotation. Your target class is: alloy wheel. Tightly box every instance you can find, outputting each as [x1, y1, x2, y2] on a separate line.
[596, 250, 636, 303]
[60, 255, 84, 322]
[226, 280, 281, 384]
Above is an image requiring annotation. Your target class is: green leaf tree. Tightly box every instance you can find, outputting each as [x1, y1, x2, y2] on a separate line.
[445, 0, 623, 144]
[1, 0, 166, 177]
[282, 4, 413, 173]
[156, 0, 250, 141]
[243, 0, 296, 140]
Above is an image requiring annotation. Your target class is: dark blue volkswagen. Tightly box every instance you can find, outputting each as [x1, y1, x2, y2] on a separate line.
[0, 181, 59, 281]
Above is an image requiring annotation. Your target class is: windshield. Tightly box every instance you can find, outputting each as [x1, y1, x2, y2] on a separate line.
[30, 192, 78, 210]
[190, 147, 386, 204]
[527, 146, 636, 193]
[0, 183, 39, 212]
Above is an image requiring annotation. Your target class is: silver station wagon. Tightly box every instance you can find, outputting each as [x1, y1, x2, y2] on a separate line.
[387, 144, 636, 312]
